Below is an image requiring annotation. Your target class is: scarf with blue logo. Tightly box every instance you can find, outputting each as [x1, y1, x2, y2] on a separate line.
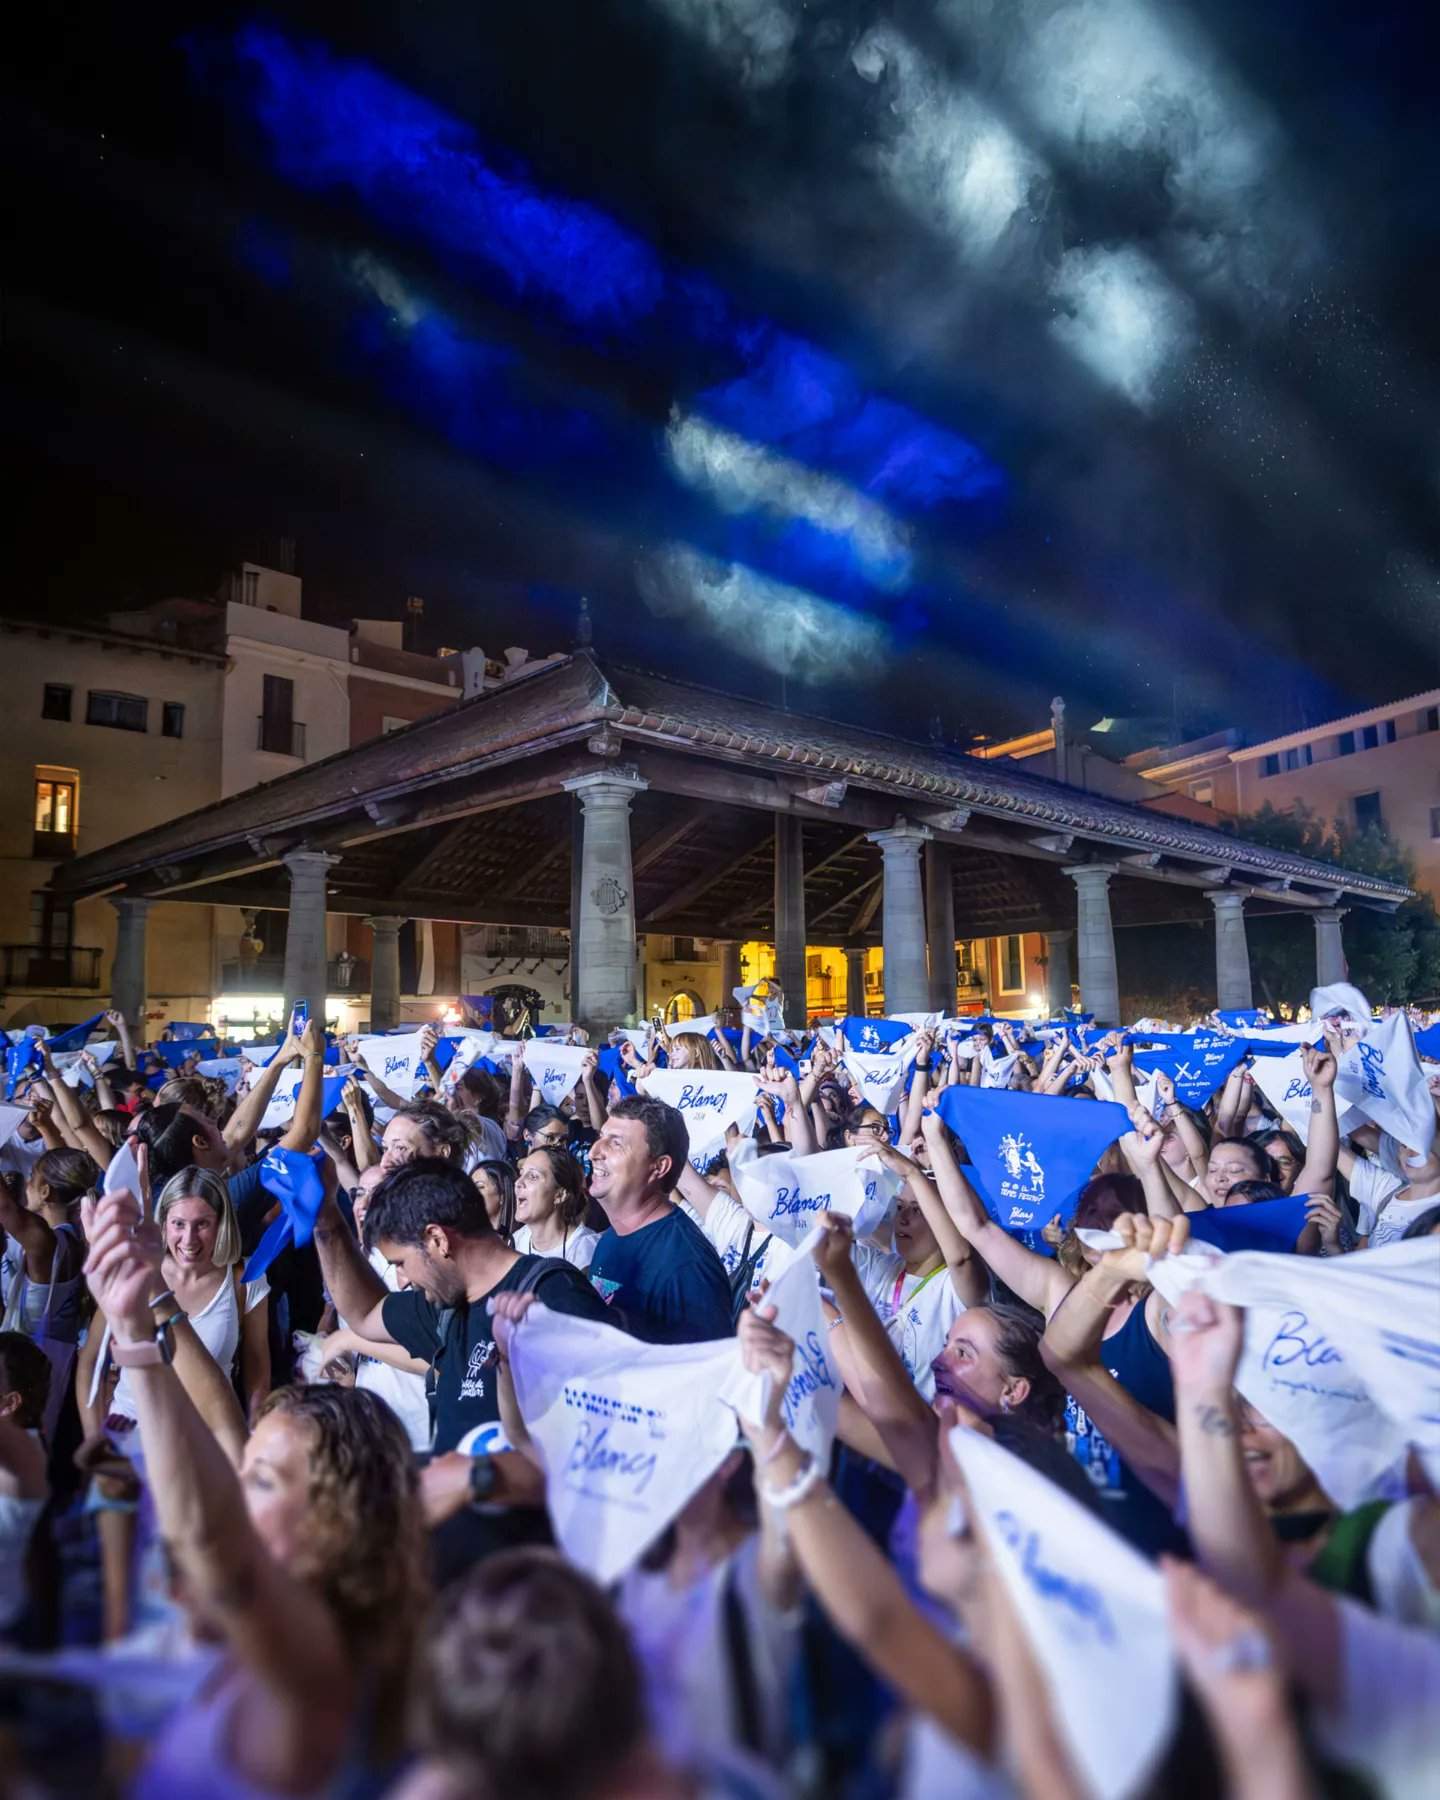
[935, 1086, 1130, 1237]
[1131, 1031, 1247, 1108]
[243, 1147, 328, 1284]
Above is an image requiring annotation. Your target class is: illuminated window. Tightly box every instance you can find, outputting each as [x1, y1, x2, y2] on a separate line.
[35, 776, 75, 835]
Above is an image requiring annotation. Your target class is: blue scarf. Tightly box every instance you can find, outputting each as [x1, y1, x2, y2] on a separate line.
[1132, 1031, 1247, 1108]
[935, 1086, 1131, 1238]
[47, 1013, 106, 1055]
[840, 1015, 913, 1054]
[243, 1147, 328, 1284]
[1186, 1193, 1311, 1254]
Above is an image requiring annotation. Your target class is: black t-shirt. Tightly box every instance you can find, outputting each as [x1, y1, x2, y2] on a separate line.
[382, 1254, 611, 1455]
[588, 1206, 733, 1344]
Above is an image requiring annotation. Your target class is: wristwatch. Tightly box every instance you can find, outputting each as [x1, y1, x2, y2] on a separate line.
[111, 1316, 178, 1369]
[468, 1453, 500, 1509]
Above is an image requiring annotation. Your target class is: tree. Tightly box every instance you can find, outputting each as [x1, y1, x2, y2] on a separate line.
[1227, 804, 1440, 1006]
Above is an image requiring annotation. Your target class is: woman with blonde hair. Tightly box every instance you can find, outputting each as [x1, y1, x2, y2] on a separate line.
[667, 1032, 721, 1072]
[109, 1166, 270, 1419]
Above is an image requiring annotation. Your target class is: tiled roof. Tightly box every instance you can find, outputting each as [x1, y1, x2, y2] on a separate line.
[52, 652, 1410, 903]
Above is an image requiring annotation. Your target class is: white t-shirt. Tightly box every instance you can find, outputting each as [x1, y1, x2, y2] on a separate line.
[696, 1191, 779, 1299]
[1368, 1191, 1438, 1247]
[853, 1245, 966, 1402]
[510, 1223, 600, 1272]
[1346, 1155, 1407, 1237]
[346, 1250, 432, 1452]
[617, 1534, 798, 1772]
[1313, 1593, 1440, 1798]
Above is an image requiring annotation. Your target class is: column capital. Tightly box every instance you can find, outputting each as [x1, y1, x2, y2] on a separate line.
[109, 893, 151, 916]
[1205, 888, 1247, 910]
[1313, 905, 1349, 924]
[563, 768, 648, 804]
[364, 915, 406, 936]
[867, 821, 932, 854]
[1063, 862, 1120, 886]
[282, 848, 341, 877]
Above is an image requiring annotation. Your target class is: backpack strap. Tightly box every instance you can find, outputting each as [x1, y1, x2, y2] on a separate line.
[722, 1558, 765, 1756]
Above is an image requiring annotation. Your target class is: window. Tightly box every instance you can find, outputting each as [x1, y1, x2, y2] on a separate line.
[162, 702, 185, 738]
[30, 891, 73, 948]
[258, 674, 301, 756]
[86, 690, 148, 732]
[42, 684, 72, 721]
[33, 773, 78, 855]
[1336, 730, 1355, 757]
[1000, 934, 1024, 993]
[1430, 805, 1440, 841]
[1353, 791, 1383, 831]
[1262, 753, 1280, 777]
[1358, 721, 1393, 750]
[1189, 779, 1214, 804]
[1424, 707, 1439, 734]
[242, 568, 259, 606]
[1280, 744, 1312, 772]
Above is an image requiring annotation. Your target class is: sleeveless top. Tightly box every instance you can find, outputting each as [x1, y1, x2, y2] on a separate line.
[132, 1657, 327, 1800]
[1064, 1295, 1186, 1556]
[112, 1267, 268, 1421]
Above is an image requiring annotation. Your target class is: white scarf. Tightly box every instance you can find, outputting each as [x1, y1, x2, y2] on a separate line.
[730, 1139, 898, 1246]
[637, 1069, 760, 1164]
[522, 1039, 592, 1107]
[843, 1046, 909, 1115]
[1140, 1239, 1440, 1499]
[726, 1227, 841, 1466]
[949, 1426, 1176, 1800]
[1249, 1048, 1315, 1140]
[1335, 1013, 1435, 1161]
[664, 1014, 718, 1040]
[508, 1304, 746, 1583]
[356, 1029, 432, 1101]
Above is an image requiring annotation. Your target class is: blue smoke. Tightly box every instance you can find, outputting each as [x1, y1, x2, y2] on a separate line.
[203, 24, 1004, 518]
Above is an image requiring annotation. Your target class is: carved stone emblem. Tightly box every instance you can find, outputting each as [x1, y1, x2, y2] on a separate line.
[592, 876, 628, 916]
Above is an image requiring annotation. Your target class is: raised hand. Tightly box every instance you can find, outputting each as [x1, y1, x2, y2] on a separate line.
[82, 1190, 163, 1340]
[1303, 1193, 1343, 1251]
[809, 1209, 857, 1285]
[1302, 1040, 1337, 1091]
[1167, 1288, 1244, 1393]
[1096, 1209, 1189, 1283]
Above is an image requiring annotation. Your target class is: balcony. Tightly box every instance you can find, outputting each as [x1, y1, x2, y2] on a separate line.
[256, 716, 307, 758]
[469, 926, 571, 960]
[2, 944, 102, 990]
[218, 956, 371, 994]
[31, 830, 77, 861]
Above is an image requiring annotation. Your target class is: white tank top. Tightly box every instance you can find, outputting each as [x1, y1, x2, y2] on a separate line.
[113, 1266, 268, 1419]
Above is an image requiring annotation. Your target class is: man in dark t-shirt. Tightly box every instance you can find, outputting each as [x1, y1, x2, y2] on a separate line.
[587, 1096, 731, 1343]
[311, 1155, 612, 1577]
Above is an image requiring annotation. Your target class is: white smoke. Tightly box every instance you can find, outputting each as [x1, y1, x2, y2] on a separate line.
[850, 27, 1040, 262]
[636, 544, 888, 680]
[665, 409, 913, 588]
[646, 0, 801, 89]
[351, 251, 426, 328]
[1050, 245, 1193, 409]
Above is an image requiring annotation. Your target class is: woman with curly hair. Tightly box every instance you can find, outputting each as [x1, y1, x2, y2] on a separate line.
[82, 1187, 427, 1796]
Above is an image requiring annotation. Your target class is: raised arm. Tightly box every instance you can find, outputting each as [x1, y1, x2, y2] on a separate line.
[920, 1108, 1068, 1316]
[1039, 1216, 1184, 1509]
[1290, 1039, 1339, 1198]
[311, 1184, 391, 1342]
[812, 1216, 938, 1494]
[38, 1050, 114, 1166]
[899, 1032, 935, 1147]
[864, 1143, 984, 1306]
[1212, 1063, 1251, 1141]
[224, 1024, 300, 1161]
[0, 1169, 56, 1280]
[342, 1081, 377, 1173]
[578, 1050, 608, 1130]
[104, 1007, 136, 1069]
[82, 1190, 352, 1766]
[758, 1066, 814, 1156]
[278, 1018, 327, 1152]
[735, 1305, 994, 1755]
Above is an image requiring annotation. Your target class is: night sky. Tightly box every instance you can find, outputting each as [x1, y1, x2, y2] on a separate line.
[6, 2, 1439, 741]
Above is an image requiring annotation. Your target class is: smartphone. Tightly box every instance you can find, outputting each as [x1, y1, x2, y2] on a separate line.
[291, 1001, 309, 1034]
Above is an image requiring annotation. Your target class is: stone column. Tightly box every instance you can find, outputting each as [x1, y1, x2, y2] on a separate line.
[109, 896, 150, 1034]
[867, 823, 933, 1015]
[1044, 929, 1074, 1018]
[563, 770, 647, 1033]
[1313, 907, 1348, 987]
[1207, 890, 1253, 1011]
[366, 916, 405, 1032]
[1064, 864, 1121, 1025]
[281, 850, 340, 1029]
[717, 940, 741, 1013]
[845, 947, 867, 1017]
[924, 840, 956, 1015]
[773, 817, 807, 1027]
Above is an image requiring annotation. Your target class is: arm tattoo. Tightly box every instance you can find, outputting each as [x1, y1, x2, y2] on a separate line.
[1192, 1402, 1238, 1437]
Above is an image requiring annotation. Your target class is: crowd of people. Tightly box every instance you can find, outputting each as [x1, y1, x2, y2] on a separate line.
[0, 984, 1437, 1798]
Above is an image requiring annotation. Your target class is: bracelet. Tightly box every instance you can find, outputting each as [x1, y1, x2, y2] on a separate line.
[146, 1287, 176, 1311]
[156, 1306, 187, 1334]
[760, 1454, 824, 1511]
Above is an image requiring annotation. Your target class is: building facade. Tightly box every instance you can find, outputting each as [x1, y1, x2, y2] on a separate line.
[0, 617, 225, 1027]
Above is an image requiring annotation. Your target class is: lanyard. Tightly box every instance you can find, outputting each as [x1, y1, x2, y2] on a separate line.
[891, 1263, 944, 1313]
